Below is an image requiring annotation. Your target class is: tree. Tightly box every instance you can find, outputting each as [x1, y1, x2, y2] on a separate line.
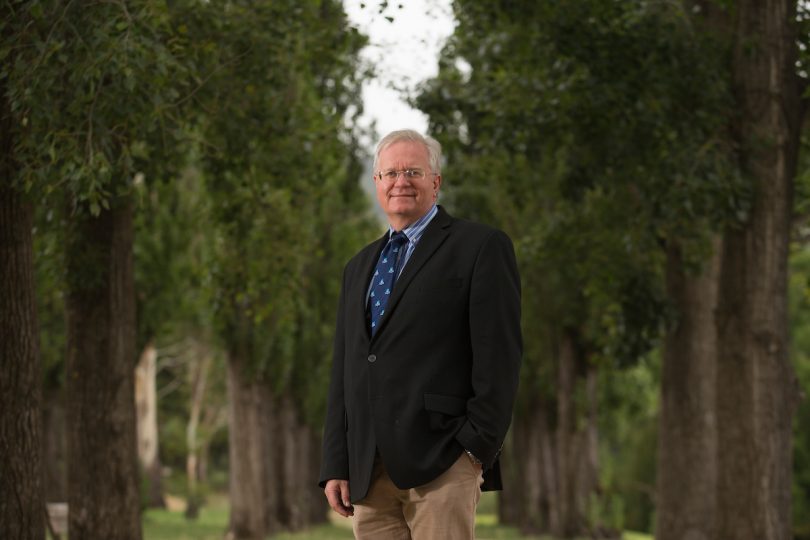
[174, 1, 371, 537]
[7, 1, 190, 536]
[417, 1, 743, 536]
[134, 157, 222, 513]
[2, 4, 44, 539]
[713, 1, 804, 537]
[0, 99, 44, 540]
[34, 204, 69, 505]
[789, 236, 810, 536]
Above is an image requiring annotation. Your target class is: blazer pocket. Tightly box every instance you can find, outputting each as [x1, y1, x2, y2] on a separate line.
[424, 393, 467, 431]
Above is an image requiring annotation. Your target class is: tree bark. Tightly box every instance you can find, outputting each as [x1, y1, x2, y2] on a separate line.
[277, 394, 303, 529]
[274, 393, 328, 530]
[185, 347, 211, 519]
[556, 332, 578, 538]
[306, 427, 329, 526]
[0, 183, 44, 539]
[715, 1, 803, 538]
[499, 396, 555, 534]
[135, 339, 164, 508]
[226, 350, 276, 540]
[555, 330, 599, 538]
[65, 200, 142, 540]
[42, 391, 67, 503]
[656, 240, 719, 540]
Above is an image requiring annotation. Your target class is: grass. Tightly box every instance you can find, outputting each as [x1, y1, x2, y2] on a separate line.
[142, 492, 654, 540]
[142, 500, 229, 540]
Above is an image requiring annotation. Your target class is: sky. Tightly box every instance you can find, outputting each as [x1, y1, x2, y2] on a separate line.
[343, 0, 455, 151]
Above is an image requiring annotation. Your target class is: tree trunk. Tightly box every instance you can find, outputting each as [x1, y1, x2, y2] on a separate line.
[135, 339, 164, 508]
[260, 387, 280, 535]
[715, 1, 802, 538]
[274, 393, 328, 530]
[42, 391, 67, 502]
[277, 394, 303, 529]
[0, 183, 44, 539]
[499, 396, 556, 535]
[226, 350, 277, 539]
[539, 406, 559, 535]
[306, 427, 329, 526]
[578, 365, 599, 533]
[656, 240, 719, 540]
[185, 348, 210, 518]
[500, 332, 601, 540]
[555, 330, 598, 538]
[556, 333, 576, 538]
[65, 200, 142, 540]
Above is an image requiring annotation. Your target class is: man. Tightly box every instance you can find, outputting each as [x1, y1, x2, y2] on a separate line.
[319, 129, 522, 539]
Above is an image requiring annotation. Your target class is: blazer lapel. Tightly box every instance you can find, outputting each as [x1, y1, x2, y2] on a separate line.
[371, 207, 453, 340]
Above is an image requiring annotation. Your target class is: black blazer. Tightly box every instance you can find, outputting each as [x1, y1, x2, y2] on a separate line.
[319, 206, 522, 503]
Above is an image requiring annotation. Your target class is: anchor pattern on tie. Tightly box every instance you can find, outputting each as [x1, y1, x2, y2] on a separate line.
[369, 231, 408, 335]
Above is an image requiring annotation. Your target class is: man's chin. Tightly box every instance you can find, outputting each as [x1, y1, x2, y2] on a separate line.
[387, 201, 417, 214]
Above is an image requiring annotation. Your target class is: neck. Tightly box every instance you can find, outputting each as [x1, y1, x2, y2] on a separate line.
[388, 205, 437, 232]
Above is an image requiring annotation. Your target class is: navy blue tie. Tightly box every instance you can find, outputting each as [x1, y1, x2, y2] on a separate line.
[369, 232, 408, 335]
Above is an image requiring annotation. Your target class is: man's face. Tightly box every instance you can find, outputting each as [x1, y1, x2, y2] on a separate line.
[375, 141, 441, 230]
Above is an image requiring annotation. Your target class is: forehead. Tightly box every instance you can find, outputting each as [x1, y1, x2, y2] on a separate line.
[378, 141, 429, 168]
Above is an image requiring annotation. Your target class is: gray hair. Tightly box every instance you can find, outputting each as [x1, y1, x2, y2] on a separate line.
[373, 129, 442, 175]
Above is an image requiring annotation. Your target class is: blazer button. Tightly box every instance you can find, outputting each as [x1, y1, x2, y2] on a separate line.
[367, 354, 377, 363]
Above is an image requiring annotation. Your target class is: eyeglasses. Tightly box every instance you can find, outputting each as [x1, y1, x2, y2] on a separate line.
[374, 168, 432, 182]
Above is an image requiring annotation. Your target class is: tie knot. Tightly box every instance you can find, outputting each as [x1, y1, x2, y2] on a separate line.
[390, 231, 408, 247]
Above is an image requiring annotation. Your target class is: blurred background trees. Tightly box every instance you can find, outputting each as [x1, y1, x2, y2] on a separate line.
[3, 1, 372, 539]
[2, 0, 810, 539]
[417, 0, 806, 538]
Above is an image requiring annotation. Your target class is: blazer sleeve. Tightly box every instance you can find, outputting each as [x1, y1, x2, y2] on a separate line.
[318, 266, 350, 487]
[455, 229, 522, 469]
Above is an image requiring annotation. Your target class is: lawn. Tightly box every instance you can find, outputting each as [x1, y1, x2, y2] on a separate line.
[142, 493, 654, 540]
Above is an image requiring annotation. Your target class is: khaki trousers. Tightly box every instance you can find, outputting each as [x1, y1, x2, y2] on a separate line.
[352, 451, 484, 540]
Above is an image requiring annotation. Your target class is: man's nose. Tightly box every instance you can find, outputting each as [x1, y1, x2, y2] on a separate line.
[393, 172, 411, 185]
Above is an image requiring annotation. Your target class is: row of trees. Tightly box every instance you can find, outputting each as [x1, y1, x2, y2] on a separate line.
[1, 1, 375, 539]
[417, 0, 807, 538]
[5, 1, 810, 539]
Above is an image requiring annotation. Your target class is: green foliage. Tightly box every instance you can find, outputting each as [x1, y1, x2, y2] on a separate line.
[597, 355, 660, 532]
[4, 0, 190, 211]
[9, 0, 374, 525]
[417, 1, 739, 373]
[158, 413, 188, 470]
[33, 202, 67, 392]
[134, 164, 215, 348]
[790, 244, 810, 533]
[169, 0, 376, 425]
[416, 0, 741, 532]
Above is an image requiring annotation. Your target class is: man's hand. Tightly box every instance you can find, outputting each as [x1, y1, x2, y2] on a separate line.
[324, 479, 353, 517]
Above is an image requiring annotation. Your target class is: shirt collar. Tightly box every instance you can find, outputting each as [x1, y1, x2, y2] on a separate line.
[388, 205, 438, 244]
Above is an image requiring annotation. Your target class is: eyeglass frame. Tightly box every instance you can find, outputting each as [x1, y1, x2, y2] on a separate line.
[374, 168, 438, 183]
